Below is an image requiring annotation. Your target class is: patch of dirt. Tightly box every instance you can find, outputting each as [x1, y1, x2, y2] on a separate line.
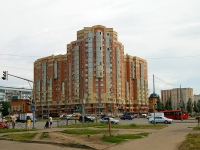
[32, 129, 148, 150]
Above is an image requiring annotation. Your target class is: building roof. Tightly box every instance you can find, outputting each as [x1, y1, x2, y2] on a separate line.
[149, 92, 159, 98]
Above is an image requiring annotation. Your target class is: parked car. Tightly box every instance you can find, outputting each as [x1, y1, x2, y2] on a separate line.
[60, 115, 68, 120]
[84, 114, 95, 120]
[5, 116, 17, 122]
[0, 122, 8, 129]
[100, 117, 119, 124]
[79, 116, 94, 123]
[148, 116, 173, 124]
[72, 113, 82, 117]
[120, 115, 134, 120]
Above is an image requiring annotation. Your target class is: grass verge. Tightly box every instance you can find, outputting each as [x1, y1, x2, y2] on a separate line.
[40, 132, 50, 139]
[58, 123, 166, 129]
[0, 128, 36, 133]
[193, 126, 200, 130]
[61, 129, 104, 135]
[2, 133, 37, 140]
[102, 132, 149, 144]
[179, 133, 200, 150]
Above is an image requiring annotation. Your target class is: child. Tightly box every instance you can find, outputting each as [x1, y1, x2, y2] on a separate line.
[44, 120, 49, 129]
[27, 118, 31, 129]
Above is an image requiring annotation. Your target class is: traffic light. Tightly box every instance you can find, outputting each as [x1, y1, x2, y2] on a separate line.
[2, 71, 7, 80]
[27, 96, 32, 105]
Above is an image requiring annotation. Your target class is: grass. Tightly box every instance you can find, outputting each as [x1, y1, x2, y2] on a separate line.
[40, 132, 50, 139]
[193, 126, 200, 130]
[58, 123, 167, 129]
[102, 132, 149, 144]
[61, 129, 104, 135]
[2, 133, 37, 140]
[179, 133, 200, 150]
[0, 128, 36, 133]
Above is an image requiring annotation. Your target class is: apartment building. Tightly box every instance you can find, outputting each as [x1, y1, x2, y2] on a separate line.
[34, 25, 148, 116]
[161, 88, 194, 109]
[0, 86, 32, 102]
[194, 94, 200, 103]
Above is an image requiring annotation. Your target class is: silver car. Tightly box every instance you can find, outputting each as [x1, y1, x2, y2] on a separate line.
[149, 116, 173, 124]
[100, 117, 119, 124]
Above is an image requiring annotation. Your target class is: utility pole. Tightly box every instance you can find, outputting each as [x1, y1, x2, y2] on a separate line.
[81, 72, 85, 123]
[180, 85, 183, 121]
[153, 74, 156, 125]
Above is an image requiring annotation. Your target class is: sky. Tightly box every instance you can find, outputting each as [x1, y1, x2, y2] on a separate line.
[0, 0, 200, 95]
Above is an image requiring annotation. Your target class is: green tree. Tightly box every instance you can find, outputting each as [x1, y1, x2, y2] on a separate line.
[165, 98, 172, 110]
[193, 101, 199, 113]
[156, 96, 165, 111]
[0, 101, 11, 116]
[186, 98, 193, 113]
[197, 100, 200, 113]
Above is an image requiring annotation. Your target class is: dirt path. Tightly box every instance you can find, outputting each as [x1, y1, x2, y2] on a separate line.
[104, 123, 196, 150]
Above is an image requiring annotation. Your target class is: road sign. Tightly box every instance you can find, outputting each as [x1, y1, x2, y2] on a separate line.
[31, 106, 35, 112]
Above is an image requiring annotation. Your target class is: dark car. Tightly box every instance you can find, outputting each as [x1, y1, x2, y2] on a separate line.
[120, 115, 134, 120]
[79, 116, 94, 123]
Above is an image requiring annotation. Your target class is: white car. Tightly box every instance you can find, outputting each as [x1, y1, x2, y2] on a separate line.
[149, 116, 173, 124]
[85, 114, 95, 120]
[100, 117, 119, 124]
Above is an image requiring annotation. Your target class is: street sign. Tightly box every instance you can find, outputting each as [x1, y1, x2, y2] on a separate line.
[31, 106, 35, 112]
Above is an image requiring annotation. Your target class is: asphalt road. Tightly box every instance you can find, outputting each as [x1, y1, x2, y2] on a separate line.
[11, 117, 198, 129]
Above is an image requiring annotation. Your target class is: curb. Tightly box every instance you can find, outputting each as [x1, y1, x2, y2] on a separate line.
[0, 137, 97, 150]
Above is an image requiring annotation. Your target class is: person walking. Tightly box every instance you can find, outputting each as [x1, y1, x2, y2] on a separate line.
[27, 118, 31, 129]
[49, 116, 53, 129]
[12, 118, 16, 129]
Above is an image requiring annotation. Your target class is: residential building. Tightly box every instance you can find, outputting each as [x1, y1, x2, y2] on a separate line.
[161, 88, 194, 109]
[0, 86, 32, 102]
[194, 94, 200, 103]
[34, 25, 148, 116]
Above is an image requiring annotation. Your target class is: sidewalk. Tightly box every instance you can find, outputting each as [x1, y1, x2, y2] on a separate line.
[104, 123, 198, 150]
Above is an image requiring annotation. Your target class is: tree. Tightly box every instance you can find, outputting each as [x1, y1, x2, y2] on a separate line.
[197, 100, 200, 113]
[0, 101, 11, 116]
[156, 96, 165, 111]
[193, 101, 199, 113]
[186, 98, 193, 113]
[165, 98, 172, 110]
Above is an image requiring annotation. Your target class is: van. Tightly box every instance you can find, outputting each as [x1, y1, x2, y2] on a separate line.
[147, 113, 164, 119]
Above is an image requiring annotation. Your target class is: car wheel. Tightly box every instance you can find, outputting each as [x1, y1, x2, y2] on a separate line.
[164, 120, 168, 124]
[151, 121, 154, 124]
[111, 121, 114, 124]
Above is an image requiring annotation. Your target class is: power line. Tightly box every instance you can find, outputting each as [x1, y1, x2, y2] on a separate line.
[154, 75, 179, 87]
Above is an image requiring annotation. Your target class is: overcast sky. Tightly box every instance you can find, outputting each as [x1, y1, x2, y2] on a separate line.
[0, 0, 200, 95]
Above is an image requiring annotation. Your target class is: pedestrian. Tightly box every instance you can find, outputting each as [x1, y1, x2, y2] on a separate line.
[12, 118, 16, 129]
[44, 120, 49, 129]
[49, 116, 53, 129]
[27, 118, 31, 129]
